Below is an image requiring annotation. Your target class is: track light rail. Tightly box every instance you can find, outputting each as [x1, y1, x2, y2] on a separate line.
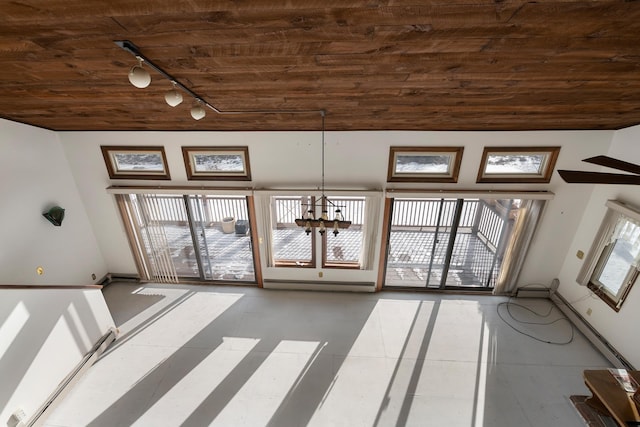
[115, 40, 324, 118]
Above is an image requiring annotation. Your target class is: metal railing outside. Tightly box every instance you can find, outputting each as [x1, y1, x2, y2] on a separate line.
[130, 194, 249, 225]
[391, 199, 479, 228]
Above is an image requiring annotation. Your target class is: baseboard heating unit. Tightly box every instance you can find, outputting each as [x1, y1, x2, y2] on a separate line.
[263, 279, 376, 293]
[551, 292, 634, 370]
[515, 288, 552, 298]
[25, 328, 118, 427]
[514, 278, 560, 299]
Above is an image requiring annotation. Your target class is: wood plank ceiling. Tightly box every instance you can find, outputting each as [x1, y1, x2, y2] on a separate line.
[1, 0, 640, 131]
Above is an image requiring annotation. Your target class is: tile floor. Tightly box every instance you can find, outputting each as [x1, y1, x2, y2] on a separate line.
[45, 282, 611, 427]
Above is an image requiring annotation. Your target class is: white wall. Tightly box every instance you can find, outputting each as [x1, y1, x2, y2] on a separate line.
[0, 119, 107, 285]
[557, 124, 640, 368]
[59, 129, 612, 287]
[0, 288, 114, 425]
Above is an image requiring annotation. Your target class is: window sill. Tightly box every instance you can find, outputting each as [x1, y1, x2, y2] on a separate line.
[587, 282, 621, 312]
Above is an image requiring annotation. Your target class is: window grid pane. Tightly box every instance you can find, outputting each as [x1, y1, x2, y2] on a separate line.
[324, 197, 365, 266]
[272, 196, 314, 265]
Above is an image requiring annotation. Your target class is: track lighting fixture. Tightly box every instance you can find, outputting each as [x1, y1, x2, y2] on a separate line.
[128, 58, 151, 88]
[190, 102, 206, 120]
[115, 40, 325, 122]
[164, 82, 183, 107]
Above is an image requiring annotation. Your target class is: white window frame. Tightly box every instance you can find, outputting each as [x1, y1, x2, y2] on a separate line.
[577, 200, 640, 311]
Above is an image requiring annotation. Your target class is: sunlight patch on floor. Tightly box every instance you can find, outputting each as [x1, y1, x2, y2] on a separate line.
[211, 340, 320, 426]
[309, 299, 421, 427]
[125, 290, 244, 348]
[133, 337, 259, 426]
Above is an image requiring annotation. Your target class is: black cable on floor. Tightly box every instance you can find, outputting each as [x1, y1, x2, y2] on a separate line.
[497, 295, 575, 345]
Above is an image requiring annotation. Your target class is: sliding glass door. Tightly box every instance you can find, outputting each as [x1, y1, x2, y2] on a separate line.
[117, 193, 256, 283]
[383, 197, 519, 290]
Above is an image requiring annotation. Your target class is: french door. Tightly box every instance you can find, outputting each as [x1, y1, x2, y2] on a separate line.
[383, 197, 516, 290]
[117, 193, 257, 283]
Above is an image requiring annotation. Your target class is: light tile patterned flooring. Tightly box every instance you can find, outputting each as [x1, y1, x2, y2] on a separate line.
[45, 282, 612, 427]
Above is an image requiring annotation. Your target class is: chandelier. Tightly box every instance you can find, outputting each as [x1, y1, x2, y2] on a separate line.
[294, 112, 351, 236]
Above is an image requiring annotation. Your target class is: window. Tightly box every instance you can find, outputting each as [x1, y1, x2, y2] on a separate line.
[101, 146, 170, 180]
[261, 193, 378, 270]
[271, 196, 316, 267]
[116, 192, 257, 283]
[579, 200, 640, 311]
[182, 146, 251, 181]
[382, 197, 537, 290]
[322, 197, 365, 268]
[476, 146, 560, 183]
[387, 147, 463, 183]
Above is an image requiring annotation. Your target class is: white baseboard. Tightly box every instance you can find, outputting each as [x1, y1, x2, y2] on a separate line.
[552, 292, 634, 370]
[263, 280, 375, 293]
[515, 288, 552, 298]
[28, 328, 118, 427]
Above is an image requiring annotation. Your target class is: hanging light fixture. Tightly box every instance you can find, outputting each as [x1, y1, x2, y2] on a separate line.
[115, 40, 325, 121]
[128, 58, 151, 88]
[294, 111, 351, 236]
[190, 101, 206, 120]
[164, 82, 183, 107]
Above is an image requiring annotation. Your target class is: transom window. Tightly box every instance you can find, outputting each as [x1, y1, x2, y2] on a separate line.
[476, 146, 560, 183]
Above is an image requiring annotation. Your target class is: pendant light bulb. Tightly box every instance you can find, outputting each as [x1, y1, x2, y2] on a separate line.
[128, 59, 151, 88]
[190, 102, 206, 120]
[165, 83, 183, 107]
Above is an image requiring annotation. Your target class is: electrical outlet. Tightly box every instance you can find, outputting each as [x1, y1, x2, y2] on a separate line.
[9, 408, 27, 427]
[586, 308, 593, 316]
[12, 408, 26, 421]
[318, 271, 323, 278]
[576, 250, 584, 260]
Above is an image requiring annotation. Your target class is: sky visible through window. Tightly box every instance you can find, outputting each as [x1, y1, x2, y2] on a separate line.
[395, 155, 450, 173]
[194, 154, 244, 172]
[114, 153, 164, 171]
[485, 154, 545, 174]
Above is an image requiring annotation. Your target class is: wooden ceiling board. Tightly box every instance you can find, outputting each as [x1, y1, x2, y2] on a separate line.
[0, 0, 639, 131]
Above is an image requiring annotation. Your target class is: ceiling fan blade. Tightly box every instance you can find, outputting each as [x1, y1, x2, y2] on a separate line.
[582, 155, 640, 175]
[558, 170, 640, 184]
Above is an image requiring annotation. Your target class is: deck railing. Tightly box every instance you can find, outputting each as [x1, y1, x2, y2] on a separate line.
[201, 196, 248, 222]
[126, 193, 515, 288]
[391, 199, 478, 228]
[131, 194, 512, 256]
[131, 194, 249, 225]
[477, 203, 505, 251]
[391, 198, 513, 252]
